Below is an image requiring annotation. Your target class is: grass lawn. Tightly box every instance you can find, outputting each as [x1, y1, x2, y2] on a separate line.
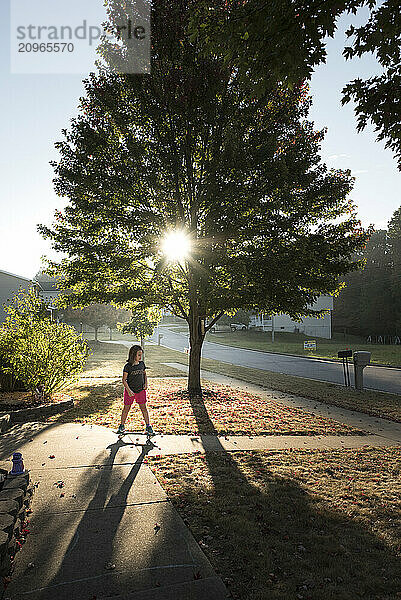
[81, 340, 184, 378]
[44, 341, 400, 599]
[49, 376, 365, 436]
[204, 330, 401, 367]
[65, 342, 401, 424]
[191, 355, 401, 423]
[148, 447, 401, 600]
[82, 332, 142, 343]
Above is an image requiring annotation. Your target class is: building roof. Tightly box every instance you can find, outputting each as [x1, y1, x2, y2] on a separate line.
[35, 279, 60, 292]
[0, 269, 34, 283]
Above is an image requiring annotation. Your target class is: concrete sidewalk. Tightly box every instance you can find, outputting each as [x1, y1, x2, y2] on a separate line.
[0, 423, 229, 600]
[137, 433, 400, 455]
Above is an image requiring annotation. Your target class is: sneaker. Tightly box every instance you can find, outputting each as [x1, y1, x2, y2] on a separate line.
[117, 424, 125, 434]
[146, 425, 154, 436]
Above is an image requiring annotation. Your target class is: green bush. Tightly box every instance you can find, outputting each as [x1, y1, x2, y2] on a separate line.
[3, 321, 89, 399]
[0, 289, 90, 398]
[0, 327, 25, 391]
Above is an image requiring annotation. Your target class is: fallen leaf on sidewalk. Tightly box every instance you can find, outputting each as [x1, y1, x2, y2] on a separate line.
[154, 523, 161, 534]
[105, 563, 115, 570]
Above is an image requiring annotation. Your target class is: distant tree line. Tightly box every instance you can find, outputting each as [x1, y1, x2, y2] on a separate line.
[334, 207, 401, 337]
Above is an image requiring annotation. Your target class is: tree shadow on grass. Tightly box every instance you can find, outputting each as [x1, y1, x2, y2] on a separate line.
[184, 390, 401, 599]
[49, 380, 122, 425]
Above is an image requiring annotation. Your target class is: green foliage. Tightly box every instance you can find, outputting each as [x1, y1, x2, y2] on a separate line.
[0, 289, 49, 391]
[218, 310, 252, 326]
[190, 0, 401, 169]
[61, 303, 130, 339]
[0, 290, 89, 398]
[117, 306, 162, 339]
[0, 327, 24, 391]
[2, 322, 89, 399]
[388, 207, 401, 328]
[334, 207, 401, 335]
[3, 287, 49, 326]
[39, 0, 369, 390]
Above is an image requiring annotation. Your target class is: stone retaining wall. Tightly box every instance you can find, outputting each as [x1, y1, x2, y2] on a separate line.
[0, 398, 74, 433]
[10, 398, 74, 423]
[0, 470, 34, 577]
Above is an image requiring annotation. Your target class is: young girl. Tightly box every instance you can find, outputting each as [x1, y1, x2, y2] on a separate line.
[117, 345, 154, 435]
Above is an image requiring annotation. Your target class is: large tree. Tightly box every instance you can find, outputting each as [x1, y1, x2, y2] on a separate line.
[333, 217, 401, 336]
[388, 207, 401, 330]
[190, 0, 401, 169]
[40, 0, 368, 394]
[61, 304, 130, 341]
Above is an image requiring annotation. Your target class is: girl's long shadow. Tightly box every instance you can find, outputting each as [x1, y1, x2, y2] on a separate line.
[41, 437, 155, 593]
[187, 388, 401, 599]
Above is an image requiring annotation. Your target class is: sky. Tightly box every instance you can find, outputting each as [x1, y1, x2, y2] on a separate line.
[0, 2, 400, 280]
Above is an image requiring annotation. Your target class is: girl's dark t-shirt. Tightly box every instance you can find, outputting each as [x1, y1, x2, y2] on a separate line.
[123, 361, 146, 393]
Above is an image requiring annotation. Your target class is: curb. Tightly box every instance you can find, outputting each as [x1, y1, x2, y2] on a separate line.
[0, 399, 74, 434]
[9, 398, 74, 424]
[0, 414, 11, 433]
[0, 470, 34, 577]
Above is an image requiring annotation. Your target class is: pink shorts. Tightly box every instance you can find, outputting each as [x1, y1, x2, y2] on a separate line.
[124, 389, 147, 406]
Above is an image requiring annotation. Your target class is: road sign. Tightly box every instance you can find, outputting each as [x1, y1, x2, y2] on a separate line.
[304, 340, 316, 350]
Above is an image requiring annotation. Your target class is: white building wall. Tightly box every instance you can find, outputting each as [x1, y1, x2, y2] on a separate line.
[250, 295, 333, 339]
[0, 270, 38, 323]
[37, 290, 62, 304]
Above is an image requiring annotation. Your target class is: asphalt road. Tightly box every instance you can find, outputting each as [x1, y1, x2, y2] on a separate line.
[151, 327, 401, 395]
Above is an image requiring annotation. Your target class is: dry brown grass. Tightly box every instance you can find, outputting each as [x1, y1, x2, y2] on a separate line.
[148, 447, 401, 600]
[82, 341, 401, 423]
[47, 377, 366, 436]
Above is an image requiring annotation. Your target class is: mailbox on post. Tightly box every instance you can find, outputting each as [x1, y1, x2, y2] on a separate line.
[158, 334, 164, 346]
[353, 351, 371, 391]
[338, 349, 352, 387]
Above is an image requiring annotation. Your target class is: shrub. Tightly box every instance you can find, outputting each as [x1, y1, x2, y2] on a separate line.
[0, 289, 90, 398]
[3, 321, 89, 399]
[0, 327, 24, 391]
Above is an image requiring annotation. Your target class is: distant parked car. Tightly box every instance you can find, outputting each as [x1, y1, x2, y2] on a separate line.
[210, 324, 231, 333]
[230, 323, 247, 331]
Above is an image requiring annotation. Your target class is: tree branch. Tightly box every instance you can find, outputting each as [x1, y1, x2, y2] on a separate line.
[204, 311, 225, 332]
[168, 275, 189, 321]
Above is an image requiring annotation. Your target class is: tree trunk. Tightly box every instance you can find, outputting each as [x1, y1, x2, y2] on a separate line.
[188, 309, 204, 396]
[109, 327, 112, 340]
[140, 336, 145, 356]
[94, 326, 98, 341]
[188, 339, 202, 395]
